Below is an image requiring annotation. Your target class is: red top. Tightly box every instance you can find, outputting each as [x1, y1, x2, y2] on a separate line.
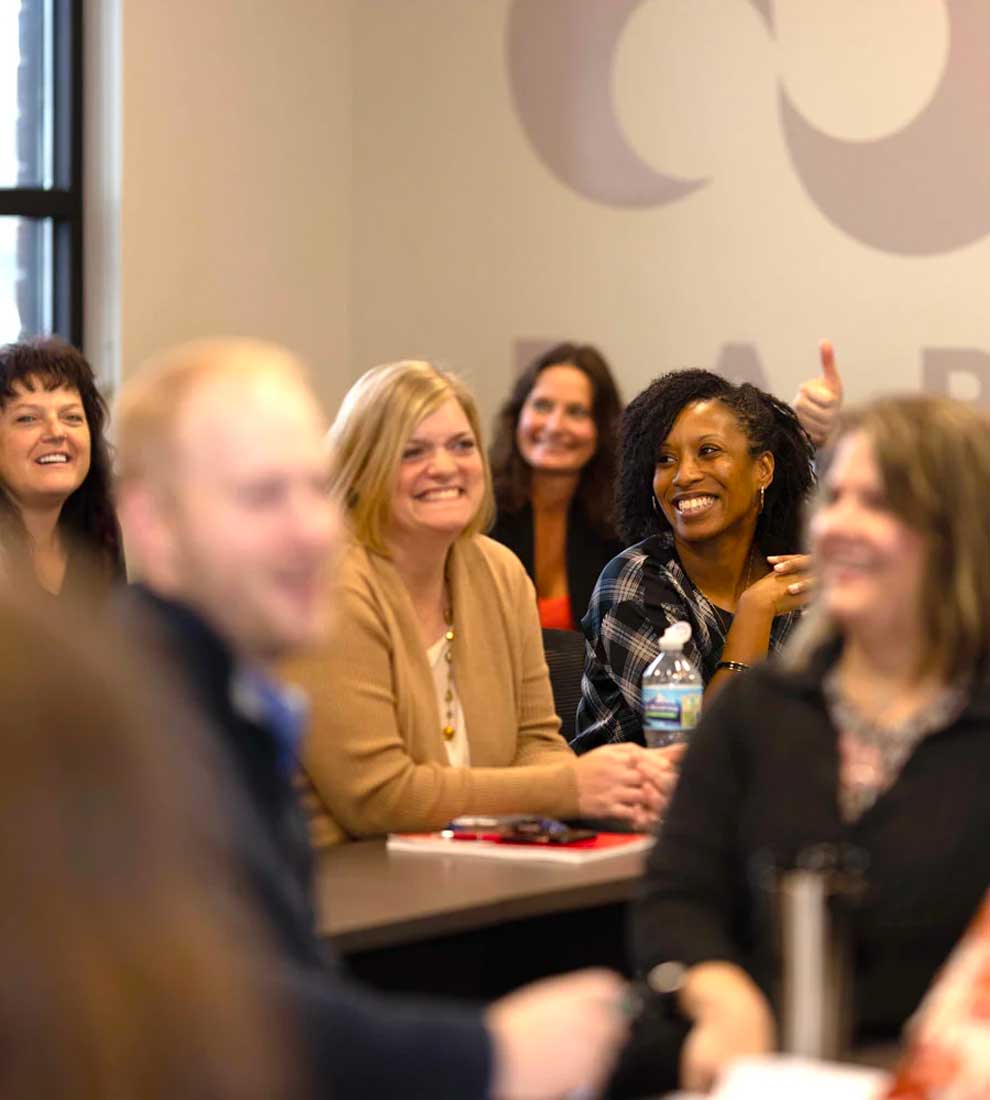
[537, 594, 576, 632]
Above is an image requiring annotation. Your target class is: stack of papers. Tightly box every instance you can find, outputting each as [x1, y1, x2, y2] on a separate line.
[386, 831, 654, 864]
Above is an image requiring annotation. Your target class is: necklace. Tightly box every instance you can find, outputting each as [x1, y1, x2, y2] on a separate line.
[826, 668, 963, 735]
[441, 604, 456, 741]
[823, 669, 966, 821]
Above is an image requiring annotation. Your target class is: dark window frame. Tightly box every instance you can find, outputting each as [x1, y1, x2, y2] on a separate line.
[0, 0, 83, 345]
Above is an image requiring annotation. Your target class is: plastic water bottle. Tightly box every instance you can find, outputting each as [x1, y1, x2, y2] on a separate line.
[641, 622, 702, 748]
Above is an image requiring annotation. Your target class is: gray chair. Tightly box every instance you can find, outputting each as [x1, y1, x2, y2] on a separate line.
[541, 628, 587, 744]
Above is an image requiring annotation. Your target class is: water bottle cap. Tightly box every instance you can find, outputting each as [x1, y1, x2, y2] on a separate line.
[659, 621, 692, 651]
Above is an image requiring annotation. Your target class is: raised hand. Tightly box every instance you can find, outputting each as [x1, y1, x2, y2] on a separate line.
[793, 339, 844, 446]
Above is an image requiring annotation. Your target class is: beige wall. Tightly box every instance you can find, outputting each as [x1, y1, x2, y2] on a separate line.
[351, 0, 990, 427]
[111, 0, 354, 416]
[90, 1, 990, 427]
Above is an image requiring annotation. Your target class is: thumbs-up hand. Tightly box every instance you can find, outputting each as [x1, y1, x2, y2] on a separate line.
[793, 339, 844, 446]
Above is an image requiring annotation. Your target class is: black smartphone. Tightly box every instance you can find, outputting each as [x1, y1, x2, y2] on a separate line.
[503, 820, 598, 845]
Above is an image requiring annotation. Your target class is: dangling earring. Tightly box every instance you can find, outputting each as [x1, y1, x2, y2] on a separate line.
[651, 495, 661, 515]
[759, 485, 766, 514]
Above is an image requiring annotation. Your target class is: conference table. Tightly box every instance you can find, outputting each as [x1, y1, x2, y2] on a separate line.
[314, 838, 651, 999]
[314, 839, 904, 1086]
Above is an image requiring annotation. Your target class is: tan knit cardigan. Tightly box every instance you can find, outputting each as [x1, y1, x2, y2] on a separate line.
[284, 535, 581, 846]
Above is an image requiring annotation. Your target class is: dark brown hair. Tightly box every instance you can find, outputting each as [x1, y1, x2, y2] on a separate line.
[0, 338, 123, 577]
[489, 342, 622, 537]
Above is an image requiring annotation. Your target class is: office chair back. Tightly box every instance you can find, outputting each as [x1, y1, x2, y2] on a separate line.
[542, 628, 587, 744]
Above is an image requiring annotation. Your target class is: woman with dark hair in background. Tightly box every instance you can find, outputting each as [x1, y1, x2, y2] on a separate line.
[489, 342, 624, 629]
[574, 369, 815, 751]
[0, 338, 123, 595]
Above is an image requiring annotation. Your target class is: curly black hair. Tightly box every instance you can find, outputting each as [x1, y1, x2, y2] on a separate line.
[489, 342, 623, 538]
[0, 338, 123, 578]
[616, 368, 815, 554]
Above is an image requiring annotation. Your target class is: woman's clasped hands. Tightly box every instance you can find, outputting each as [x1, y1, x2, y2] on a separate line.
[573, 742, 686, 830]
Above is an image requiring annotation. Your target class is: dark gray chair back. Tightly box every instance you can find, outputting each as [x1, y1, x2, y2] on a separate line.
[541, 628, 587, 744]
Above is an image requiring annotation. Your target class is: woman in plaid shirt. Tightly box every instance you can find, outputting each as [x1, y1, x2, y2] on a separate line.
[573, 369, 816, 751]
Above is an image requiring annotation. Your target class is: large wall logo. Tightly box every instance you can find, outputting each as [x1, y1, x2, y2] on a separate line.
[507, 0, 708, 208]
[508, 0, 990, 255]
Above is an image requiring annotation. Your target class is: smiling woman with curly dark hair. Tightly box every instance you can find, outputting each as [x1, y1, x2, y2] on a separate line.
[573, 369, 815, 752]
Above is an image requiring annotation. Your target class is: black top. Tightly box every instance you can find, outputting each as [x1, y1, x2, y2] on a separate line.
[633, 643, 990, 1040]
[489, 500, 623, 627]
[121, 586, 492, 1100]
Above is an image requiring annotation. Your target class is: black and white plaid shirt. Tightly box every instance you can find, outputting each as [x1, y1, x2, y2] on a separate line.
[572, 534, 801, 752]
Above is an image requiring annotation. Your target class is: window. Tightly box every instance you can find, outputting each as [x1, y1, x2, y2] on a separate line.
[0, 0, 82, 345]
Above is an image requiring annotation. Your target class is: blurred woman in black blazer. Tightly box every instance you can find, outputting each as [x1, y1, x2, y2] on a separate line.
[619, 394, 990, 1096]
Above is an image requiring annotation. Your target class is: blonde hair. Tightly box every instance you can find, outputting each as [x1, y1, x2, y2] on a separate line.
[784, 394, 990, 682]
[329, 360, 495, 555]
[115, 339, 307, 485]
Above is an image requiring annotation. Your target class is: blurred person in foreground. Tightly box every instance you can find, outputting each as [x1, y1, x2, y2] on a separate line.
[286, 359, 676, 845]
[113, 339, 629, 1100]
[0, 338, 123, 595]
[616, 395, 990, 1095]
[0, 590, 297, 1100]
[489, 342, 624, 630]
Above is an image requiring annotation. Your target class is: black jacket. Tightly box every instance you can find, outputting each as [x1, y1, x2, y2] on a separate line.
[635, 647, 990, 1040]
[607, 647, 990, 1098]
[123, 586, 492, 1100]
[489, 501, 623, 626]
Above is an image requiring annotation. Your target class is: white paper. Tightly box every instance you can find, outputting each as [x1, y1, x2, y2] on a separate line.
[711, 1055, 890, 1100]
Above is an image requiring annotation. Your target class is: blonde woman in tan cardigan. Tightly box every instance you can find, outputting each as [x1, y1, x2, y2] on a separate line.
[286, 361, 680, 846]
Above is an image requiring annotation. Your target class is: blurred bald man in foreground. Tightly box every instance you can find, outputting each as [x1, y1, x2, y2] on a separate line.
[114, 339, 628, 1100]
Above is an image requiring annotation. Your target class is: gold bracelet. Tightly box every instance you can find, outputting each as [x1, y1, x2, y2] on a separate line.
[715, 660, 751, 673]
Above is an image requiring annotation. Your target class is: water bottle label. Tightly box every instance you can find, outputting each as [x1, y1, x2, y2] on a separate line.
[642, 684, 702, 731]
